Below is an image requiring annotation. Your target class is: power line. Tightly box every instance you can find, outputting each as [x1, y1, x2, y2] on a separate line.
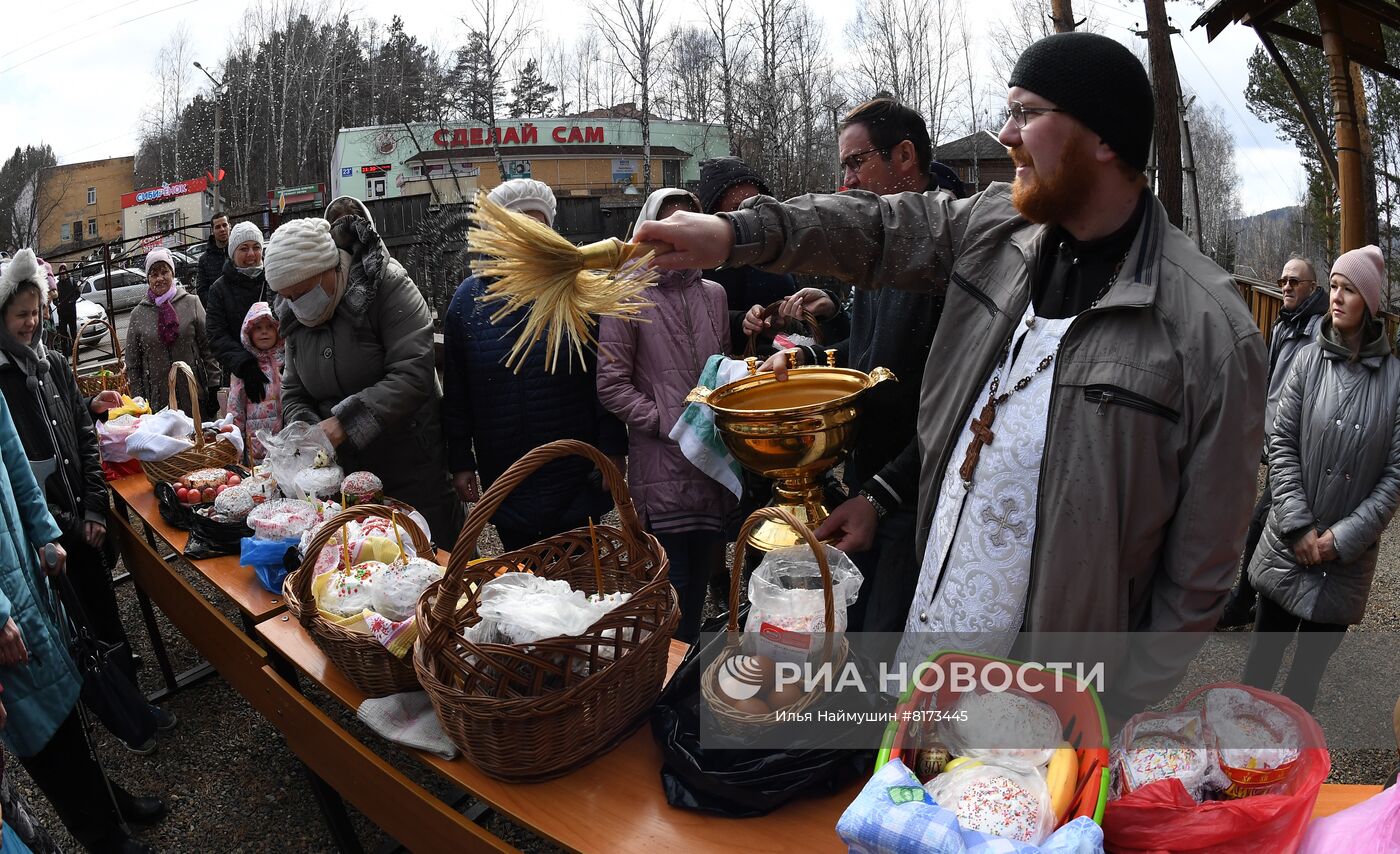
[1175, 32, 1303, 198]
[0, 0, 149, 63]
[0, 0, 208, 77]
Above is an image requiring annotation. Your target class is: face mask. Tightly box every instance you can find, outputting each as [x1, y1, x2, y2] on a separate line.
[236, 265, 263, 278]
[289, 281, 333, 325]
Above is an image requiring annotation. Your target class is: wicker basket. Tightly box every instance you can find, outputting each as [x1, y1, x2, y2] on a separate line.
[72, 318, 129, 397]
[743, 298, 824, 357]
[701, 506, 849, 735]
[413, 439, 679, 782]
[139, 361, 240, 485]
[283, 504, 431, 697]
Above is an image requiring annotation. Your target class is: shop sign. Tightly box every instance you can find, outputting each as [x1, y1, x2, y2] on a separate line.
[612, 158, 637, 185]
[431, 124, 605, 147]
[121, 177, 208, 208]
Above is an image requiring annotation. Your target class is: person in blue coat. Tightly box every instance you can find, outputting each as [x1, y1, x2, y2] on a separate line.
[443, 179, 627, 551]
[0, 391, 164, 853]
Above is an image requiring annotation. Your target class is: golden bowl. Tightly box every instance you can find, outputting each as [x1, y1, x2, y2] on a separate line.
[686, 359, 895, 550]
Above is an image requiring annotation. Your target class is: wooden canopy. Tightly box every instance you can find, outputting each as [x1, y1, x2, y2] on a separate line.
[1193, 0, 1400, 251]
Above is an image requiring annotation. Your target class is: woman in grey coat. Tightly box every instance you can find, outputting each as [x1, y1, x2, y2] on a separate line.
[125, 248, 220, 414]
[1244, 245, 1400, 711]
[262, 215, 462, 546]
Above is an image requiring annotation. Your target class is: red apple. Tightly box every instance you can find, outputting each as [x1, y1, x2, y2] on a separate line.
[202, 487, 216, 503]
[227, 475, 241, 487]
[216, 484, 228, 495]
[175, 487, 189, 503]
[219, 424, 235, 433]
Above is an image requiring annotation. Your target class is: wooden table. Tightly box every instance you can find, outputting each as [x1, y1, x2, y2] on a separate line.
[257, 615, 859, 853]
[108, 474, 286, 622]
[105, 477, 1388, 852]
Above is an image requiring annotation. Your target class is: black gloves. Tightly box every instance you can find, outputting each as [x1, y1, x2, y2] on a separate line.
[236, 359, 269, 404]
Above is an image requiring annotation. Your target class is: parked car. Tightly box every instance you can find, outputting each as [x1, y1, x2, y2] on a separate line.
[53, 296, 110, 349]
[80, 267, 148, 313]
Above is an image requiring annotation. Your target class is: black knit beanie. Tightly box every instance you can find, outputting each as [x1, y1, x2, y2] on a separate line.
[1008, 32, 1154, 172]
[697, 157, 773, 215]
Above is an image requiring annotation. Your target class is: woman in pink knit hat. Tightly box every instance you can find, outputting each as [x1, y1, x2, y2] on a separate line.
[1243, 244, 1400, 711]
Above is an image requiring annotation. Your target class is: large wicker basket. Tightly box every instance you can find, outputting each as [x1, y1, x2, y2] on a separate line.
[413, 440, 679, 782]
[139, 361, 240, 485]
[701, 506, 849, 735]
[283, 504, 431, 697]
[71, 318, 129, 397]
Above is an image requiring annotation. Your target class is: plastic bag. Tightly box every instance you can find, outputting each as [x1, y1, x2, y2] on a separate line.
[96, 414, 144, 463]
[938, 690, 1064, 773]
[1103, 683, 1329, 854]
[466, 573, 631, 644]
[240, 536, 301, 594]
[258, 422, 335, 500]
[923, 761, 1058, 845]
[1111, 712, 1216, 801]
[650, 606, 880, 817]
[838, 758, 1104, 854]
[1205, 686, 1302, 798]
[247, 498, 330, 540]
[1298, 783, 1400, 853]
[745, 543, 862, 663]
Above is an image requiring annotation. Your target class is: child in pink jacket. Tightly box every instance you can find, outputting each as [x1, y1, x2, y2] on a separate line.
[226, 301, 283, 463]
[597, 189, 736, 642]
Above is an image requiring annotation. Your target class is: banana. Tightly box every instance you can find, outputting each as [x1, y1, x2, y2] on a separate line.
[1045, 742, 1079, 821]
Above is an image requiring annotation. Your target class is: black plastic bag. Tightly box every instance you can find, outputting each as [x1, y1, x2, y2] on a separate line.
[52, 571, 156, 749]
[153, 470, 252, 559]
[650, 608, 879, 817]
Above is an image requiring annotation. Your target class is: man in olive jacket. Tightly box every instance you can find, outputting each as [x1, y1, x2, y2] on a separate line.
[637, 33, 1267, 717]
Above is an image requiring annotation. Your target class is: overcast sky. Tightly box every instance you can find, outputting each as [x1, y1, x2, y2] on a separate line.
[0, 0, 1303, 215]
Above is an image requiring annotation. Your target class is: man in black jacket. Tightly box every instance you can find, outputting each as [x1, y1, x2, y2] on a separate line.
[760, 98, 953, 631]
[196, 212, 231, 303]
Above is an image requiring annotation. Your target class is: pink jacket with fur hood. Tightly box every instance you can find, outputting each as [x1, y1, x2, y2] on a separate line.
[227, 301, 284, 462]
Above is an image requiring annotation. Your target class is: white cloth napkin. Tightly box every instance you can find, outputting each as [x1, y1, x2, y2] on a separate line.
[356, 691, 457, 760]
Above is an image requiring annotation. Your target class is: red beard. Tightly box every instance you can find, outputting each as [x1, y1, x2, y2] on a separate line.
[1009, 137, 1094, 224]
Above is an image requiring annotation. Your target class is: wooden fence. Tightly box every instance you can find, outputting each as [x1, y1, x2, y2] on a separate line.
[1236, 274, 1398, 348]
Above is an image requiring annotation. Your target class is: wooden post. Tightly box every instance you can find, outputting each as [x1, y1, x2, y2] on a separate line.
[1317, 0, 1365, 252]
[1143, 0, 1183, 228]
[1050, 0, 1077, 32]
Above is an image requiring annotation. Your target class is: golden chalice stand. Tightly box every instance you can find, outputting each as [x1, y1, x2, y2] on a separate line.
[686, 351, 895, 551]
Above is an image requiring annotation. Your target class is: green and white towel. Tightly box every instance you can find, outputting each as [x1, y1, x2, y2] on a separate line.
[669, 354, 747, 499]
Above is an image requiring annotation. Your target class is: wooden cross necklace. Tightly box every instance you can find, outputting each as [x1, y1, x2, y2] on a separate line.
[956, 251, 1130, 487]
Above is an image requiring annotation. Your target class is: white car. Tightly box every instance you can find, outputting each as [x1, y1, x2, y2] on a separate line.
[53, 297, 110, 349]
[80, 267, 149, 313]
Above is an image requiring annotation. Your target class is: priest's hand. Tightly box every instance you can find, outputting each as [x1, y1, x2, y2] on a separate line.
[634, 212, 732, 271]
[816, 496, 878, 553]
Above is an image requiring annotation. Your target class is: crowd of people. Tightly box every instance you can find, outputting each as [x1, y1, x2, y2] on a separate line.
[0, 30, 1396, 851]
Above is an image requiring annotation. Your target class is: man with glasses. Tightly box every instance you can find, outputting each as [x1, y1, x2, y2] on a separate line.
[1219, 257, 1326, 628]
[753, 98, 952, 632]
[635, 32, 1266, 717]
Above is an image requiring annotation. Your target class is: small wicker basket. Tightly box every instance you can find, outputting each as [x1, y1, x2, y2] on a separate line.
[71, 318, 129, 397]
[743, 298, 824, 357]
[283, 504, 431, 697]
[413, 440, 678, 782]
[701, 506, 849, 735]
[138, 361, 239, 485]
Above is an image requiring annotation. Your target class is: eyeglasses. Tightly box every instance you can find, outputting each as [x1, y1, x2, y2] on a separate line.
[1278, 276, 1316, 287]
[1003, 101, 1067, 129]
[840, 146, 891, 174]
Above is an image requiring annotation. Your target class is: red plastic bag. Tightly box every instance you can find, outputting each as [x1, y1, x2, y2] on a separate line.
[1103, 683, 1329, 854]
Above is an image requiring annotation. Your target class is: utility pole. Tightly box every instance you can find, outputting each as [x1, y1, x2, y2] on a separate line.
[1049, 0, 1081, 33]
[1180, 96, 1203, 251]
[193, 61, 225, 216]
[1137, 3, 1183, 228]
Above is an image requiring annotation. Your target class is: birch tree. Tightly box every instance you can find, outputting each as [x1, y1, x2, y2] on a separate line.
[590, 0, 667, 195]
[461, 0, 534, 181]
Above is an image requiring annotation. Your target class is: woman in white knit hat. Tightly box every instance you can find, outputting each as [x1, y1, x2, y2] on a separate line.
[205, 221, 272, 403]
[264, 214, 462, 544]
[1244, 244, 1400, 711]
[125, 247, 219, 415]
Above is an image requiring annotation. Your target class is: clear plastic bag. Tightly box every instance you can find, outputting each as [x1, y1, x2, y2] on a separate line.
[923, 761, 1058, 845]
[258, 422, 336, 499]
[939, 690, 1063, 772]
[1111, 712, 1220, 801]
[744, 544, 862, 663]
[470, 573, 632, 644]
